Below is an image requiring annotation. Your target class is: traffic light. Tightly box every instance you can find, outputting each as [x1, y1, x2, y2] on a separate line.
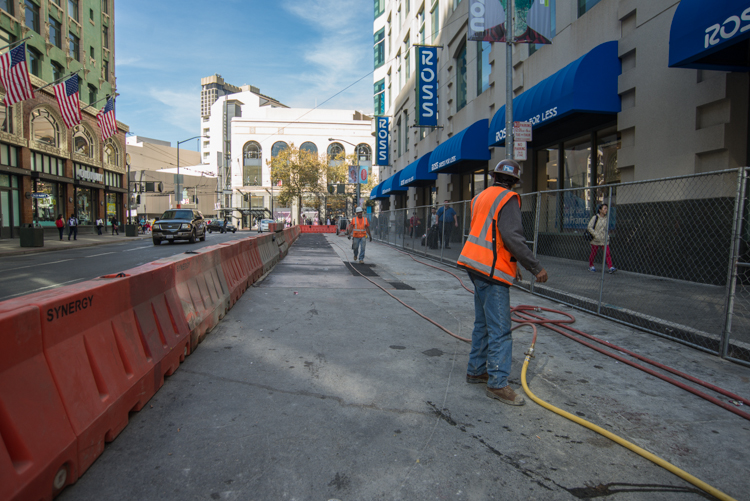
[328, 184, 335, 195]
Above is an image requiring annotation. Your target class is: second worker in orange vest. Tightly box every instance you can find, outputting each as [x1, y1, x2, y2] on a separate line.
[458, 159, 548, 406]
[347, 207, 372, 264]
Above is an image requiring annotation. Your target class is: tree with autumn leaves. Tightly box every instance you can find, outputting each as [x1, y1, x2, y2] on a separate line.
[268, 143, 376, 224]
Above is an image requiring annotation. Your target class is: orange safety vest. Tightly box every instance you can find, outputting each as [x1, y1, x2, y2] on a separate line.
[350, 215, 369, 238]
[457, 186, 519, 286]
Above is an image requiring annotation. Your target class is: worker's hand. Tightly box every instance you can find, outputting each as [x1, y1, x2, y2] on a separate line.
[369, 236, 372, 242]
[535, 269, 548, 283]
[515, 269, 523, 282]
[347, 235, 351, 240]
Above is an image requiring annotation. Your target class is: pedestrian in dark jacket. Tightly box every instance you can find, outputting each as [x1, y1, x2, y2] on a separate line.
[67, 214, 78, 240]
[110, 216, 119, 235]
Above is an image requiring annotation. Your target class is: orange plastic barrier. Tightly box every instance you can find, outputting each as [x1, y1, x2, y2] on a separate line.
[215, 238, 262, 306]
[158, 246, 231, 350]
[6, 277, 158, 474]
[299, 225, 336, 233]
[276, 229, 288, 258]
[0, 305, 78, 501]
[256, 233, 279, 275]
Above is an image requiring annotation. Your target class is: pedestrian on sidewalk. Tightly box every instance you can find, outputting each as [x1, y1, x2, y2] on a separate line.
[347, 207, 372, 263]
[437, 200, 458, 249]
[110, 215, 119, 235]
[55, 214, 65, 240]
[587, 203, 616, 274]
[67, 213, 78, 241]
[458, 159, 548, 407]
[95, 217, 103, 235]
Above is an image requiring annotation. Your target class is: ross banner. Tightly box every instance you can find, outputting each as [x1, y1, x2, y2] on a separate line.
[376, 116, 389, 166]
[416, 46, 438, 127]
[468, 0, 555, 44]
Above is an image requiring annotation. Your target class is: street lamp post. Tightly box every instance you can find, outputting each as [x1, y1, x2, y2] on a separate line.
[328, 138, 363, 217]
[176, 135, 209, 209]
[125, 153, 131, 225]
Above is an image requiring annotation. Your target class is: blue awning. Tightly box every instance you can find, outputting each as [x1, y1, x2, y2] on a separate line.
[488, 41, 621, 147]
[669, 0, 750, 71]
[370, 182, 387, 200]
[381, 170, 407, 196]
[429, 119, 490, 174]
[399, 153, 436, 187]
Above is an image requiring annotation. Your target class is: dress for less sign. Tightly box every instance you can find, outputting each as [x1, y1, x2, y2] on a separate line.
[376, 117, 389, 166]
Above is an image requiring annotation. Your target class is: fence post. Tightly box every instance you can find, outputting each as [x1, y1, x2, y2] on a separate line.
[462, 200, 468, 248]
[597, 187, 613, 314]
[721, 167, 748, 358]
[531, 193, 541, 295]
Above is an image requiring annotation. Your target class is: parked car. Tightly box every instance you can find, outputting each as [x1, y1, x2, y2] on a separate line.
[152, 209, 206, 245]
[258, 219, 275, 233]
[207, 220, 237, 233]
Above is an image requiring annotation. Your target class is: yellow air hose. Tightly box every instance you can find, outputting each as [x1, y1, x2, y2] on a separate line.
[521, 350, 737, 501]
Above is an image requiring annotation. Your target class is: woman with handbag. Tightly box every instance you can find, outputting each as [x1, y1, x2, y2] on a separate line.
[587, 204, 616, 274]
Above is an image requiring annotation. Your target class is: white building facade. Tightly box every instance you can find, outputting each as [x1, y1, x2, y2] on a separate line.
[200, 86, 375, 226]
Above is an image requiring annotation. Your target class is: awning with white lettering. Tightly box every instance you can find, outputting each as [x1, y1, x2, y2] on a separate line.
[429, 119, 490, 175]
[399, 153, 436, 187]
[669, 0, 750, 71]
[488, 41, 621, 147]
[370, 181, 388, 200]
[381, 170, 408, 195]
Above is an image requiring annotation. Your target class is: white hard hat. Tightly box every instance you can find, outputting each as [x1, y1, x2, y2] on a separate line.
[493, 159, 521, 179]
[356, 207, 363, 213]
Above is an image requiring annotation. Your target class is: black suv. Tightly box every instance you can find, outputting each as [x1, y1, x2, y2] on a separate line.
[152, 209, 206, 245]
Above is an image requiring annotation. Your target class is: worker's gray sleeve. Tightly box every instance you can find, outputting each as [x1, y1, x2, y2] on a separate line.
[497, 202, 544, 275]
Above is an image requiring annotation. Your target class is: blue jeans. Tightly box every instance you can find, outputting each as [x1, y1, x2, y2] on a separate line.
[352, 237, 366, 260]
[467, 275, 513, 389]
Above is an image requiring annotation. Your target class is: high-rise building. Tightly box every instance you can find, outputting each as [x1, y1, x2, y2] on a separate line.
[0, 0, 127, 238]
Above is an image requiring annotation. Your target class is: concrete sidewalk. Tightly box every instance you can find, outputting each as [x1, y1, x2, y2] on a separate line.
[0, 231, 150, 257]
[58, 233, 749, 500]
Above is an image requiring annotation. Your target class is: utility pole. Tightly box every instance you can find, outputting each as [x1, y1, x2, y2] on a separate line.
[505, 0, 515, 160]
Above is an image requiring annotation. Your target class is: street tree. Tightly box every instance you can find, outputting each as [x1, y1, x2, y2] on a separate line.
[268, 143, 328, 224]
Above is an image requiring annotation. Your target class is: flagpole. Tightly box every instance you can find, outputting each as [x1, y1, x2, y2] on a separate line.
[80, 92, 119, 113]
[0, 36, 32, 52]
[34, 71, 81, 93]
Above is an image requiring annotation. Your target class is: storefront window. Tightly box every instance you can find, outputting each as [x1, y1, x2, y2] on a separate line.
[104, 138, 119, 166]
[564, 137, 591, 189]
[106, 192, 118, 222]
[33, 180, 62, 226]
[104, 170, 121, 188]
[31, 152, 65, 176]
[473, 168, 486, 195]
[537, 148, 560, 191]
[0, 103, 10, 133]
[76, 187, 94, 225]
[597, 130, 621, 186]
[0, 143, 18, 166]
[73, 125, 93, 157]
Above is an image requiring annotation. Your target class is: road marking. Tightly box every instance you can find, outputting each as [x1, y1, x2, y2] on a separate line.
[122, 245, 153, 252]
[1, 258, 73, 271]
[0, 277, 86, 301]
[85, 252, 116, 258]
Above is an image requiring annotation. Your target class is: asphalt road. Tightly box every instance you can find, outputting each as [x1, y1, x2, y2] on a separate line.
[0, 231, 251, 301]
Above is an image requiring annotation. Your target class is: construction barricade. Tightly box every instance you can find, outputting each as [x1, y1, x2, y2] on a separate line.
[0, 305, 78, 501]
[300, 225, 336, 233]
[215, 238, 263, 307]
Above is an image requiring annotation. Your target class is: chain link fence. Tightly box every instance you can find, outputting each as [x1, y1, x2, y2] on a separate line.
[372, 168, 750, 365]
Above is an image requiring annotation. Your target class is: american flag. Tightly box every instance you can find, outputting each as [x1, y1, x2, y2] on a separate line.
[53, 75, 81, 129]
[97, 97, 117, 141]
[0, 43, 35, 106]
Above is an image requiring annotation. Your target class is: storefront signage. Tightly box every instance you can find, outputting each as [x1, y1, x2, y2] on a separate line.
[704, 7, 750, 49]
[31, 192, 50, 199]
[416, 47, 438, 127]
[495, 106, 558, 142]
[376, 117, 389, 166]
[430, 155, 457, 172]
[77, 170, 103, 183]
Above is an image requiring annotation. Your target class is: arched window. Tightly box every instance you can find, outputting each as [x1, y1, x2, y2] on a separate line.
[300, 142, 318, 155]
[243, 141, 262, 186]
[356, 144, 372, 162]
[72, 125, 94, 157]
[327, 142, 344, 165]
[271, 141, 288, 157]
[243, 141, 262, 166]
[103, 138, 119, 166]
[31, 108, 60, 147]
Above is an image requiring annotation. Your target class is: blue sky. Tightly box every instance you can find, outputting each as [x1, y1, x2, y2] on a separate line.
[114, 0, 373, 151]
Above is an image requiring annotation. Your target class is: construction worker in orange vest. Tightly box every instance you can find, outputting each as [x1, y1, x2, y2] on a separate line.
[347, 207, 372, 263]
[457, 159, 548, 406]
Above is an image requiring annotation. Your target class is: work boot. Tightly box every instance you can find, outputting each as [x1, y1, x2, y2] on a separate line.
[466, 373, 489, 384]
[486, 386, 525, 406]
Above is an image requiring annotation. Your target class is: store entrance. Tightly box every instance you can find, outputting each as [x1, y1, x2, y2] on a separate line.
[0, 188, 8, 238]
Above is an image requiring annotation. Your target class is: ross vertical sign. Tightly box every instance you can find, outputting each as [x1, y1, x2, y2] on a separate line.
[376, 116, 389, 166]
[468, 0, 555, 44]
[416, 46, 438, 127]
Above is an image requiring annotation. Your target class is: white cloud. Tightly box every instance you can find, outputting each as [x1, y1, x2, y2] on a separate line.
[147, 88, 200, 134]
